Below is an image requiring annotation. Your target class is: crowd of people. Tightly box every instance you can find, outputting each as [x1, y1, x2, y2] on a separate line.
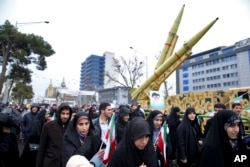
[0, 101, 250, 167]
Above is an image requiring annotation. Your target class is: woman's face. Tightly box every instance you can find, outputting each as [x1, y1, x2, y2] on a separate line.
[226, 122, 239, 139]
[153, 116, 163, 129]
[122, 114, 130, 122]
[76, 118, 90, 136]
[188, 112, 196, 121]
[134, 135, 149, 150]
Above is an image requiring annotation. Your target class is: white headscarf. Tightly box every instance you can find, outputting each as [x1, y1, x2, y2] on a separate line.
[66, 155, 94, 167]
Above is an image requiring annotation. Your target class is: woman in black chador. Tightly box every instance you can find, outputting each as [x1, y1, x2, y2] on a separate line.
[115, 106, 130, 144]
[108, 117, 158, 167]
[199, 110, 250, 167]
[62, 112, 102, 167]
[146, 110, 169, 167]
[176, 107, 203, 167]
[167, 107, 181, 162]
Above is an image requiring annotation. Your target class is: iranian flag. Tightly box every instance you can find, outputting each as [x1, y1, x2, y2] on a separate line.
[157, 121, 168, 166]
[233, 95, 243, 104]
[103, 113, 116, 164]
[51, 112, 56, 121]
[245, 107, 250, 113]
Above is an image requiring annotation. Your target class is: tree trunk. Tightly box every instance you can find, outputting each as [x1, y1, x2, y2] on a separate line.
[0, 44, 9, 94]
[6, 80, 14, 102]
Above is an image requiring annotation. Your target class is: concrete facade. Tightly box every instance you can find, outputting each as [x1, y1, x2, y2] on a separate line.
[176, 37, 250, 94]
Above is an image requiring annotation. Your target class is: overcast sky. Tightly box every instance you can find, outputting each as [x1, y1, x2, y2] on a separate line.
[1, 0, 250, 99]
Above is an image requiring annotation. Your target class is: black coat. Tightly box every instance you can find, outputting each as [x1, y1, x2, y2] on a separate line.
[199, 110, 250, 167]
[167, 107, 181, 160]
[176, 108, 202, 167]
[0, 132, 19, 167]
[36, 103, 72, 167]
[21, 110, 39, 142]
[108, 117, 158, 167]
[146, 110, 167, 167]
[62, 112, 102, 167]
[203, 117, 213, 138]
[115, 107, 130, 144]
[92, 117, 110, 141]
[19, 109, 48, 167]
[0, 113, 19, 167]
[130, 109, 145, 120]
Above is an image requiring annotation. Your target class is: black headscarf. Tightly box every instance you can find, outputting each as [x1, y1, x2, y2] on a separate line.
[108, 117, 157, 167]
[63, 112, 101, 166]
[146, 110, 164, 142]
[167, 107, 180, 160]
[72, 112, 95, 132]
[177, 107, 201, 166]
[117, 106, 131, 125]
[116, 107, 130, 144]
[167, 107, 180, 129]
[199, 110, 249, 167]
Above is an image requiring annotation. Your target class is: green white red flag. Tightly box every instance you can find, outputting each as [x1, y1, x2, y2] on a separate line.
[103, 113, 116, 164]
[245, 107, 250, 113]
[233, 95, 243, 104]
[157, 121, 168, 166]
[51, 112, 56, 120]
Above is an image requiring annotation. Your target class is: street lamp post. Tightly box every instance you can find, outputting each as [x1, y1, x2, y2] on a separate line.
[129, 46, 148, 79]
[16, 21, 49, 28]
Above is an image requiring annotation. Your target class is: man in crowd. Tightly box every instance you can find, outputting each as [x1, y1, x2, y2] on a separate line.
[92, 103, 113, 142]
[36, 103, 72, 167]
[49, 104, 57, 117]
[129, 103, 145, 120]
[21, 103, 40, 143]
[232, 102, 245, 138]
[204, 103, 226, 137]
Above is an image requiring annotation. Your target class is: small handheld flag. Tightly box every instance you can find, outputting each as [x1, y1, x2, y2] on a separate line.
[103, 113, 116, 164]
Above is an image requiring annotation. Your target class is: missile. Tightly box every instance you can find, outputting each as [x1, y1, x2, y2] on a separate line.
[164, 34, 178, 62]
[151, 49, 192, 90]
[131, 17, 219, 99]
[155, 4, 185, 69]
[135, 35, 180, 100]
[136, 49, 192, 100]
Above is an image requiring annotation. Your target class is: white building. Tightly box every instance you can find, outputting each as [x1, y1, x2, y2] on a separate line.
[176, 37, 250, 94]
[103, 51, 119, 88]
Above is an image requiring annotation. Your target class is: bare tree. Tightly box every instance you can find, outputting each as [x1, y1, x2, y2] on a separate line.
[155, 51, 173, 97]
[105, 55, 144, 88]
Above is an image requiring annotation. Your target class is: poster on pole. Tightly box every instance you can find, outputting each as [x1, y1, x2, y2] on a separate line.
[150, 91, 165, 110]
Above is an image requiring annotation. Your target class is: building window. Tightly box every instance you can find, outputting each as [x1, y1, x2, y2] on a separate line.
[182, 67, 188, 72]
[222, 47, 234, 54]
[183, 86, 189, 91]
[209, 52, 219, 58]
[195, 56, 203, 62]
[183, 80, 189, 85]
[221, 55, 236, 62]
[183, 73, 189, 78]
[183, 60, 190, 65]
